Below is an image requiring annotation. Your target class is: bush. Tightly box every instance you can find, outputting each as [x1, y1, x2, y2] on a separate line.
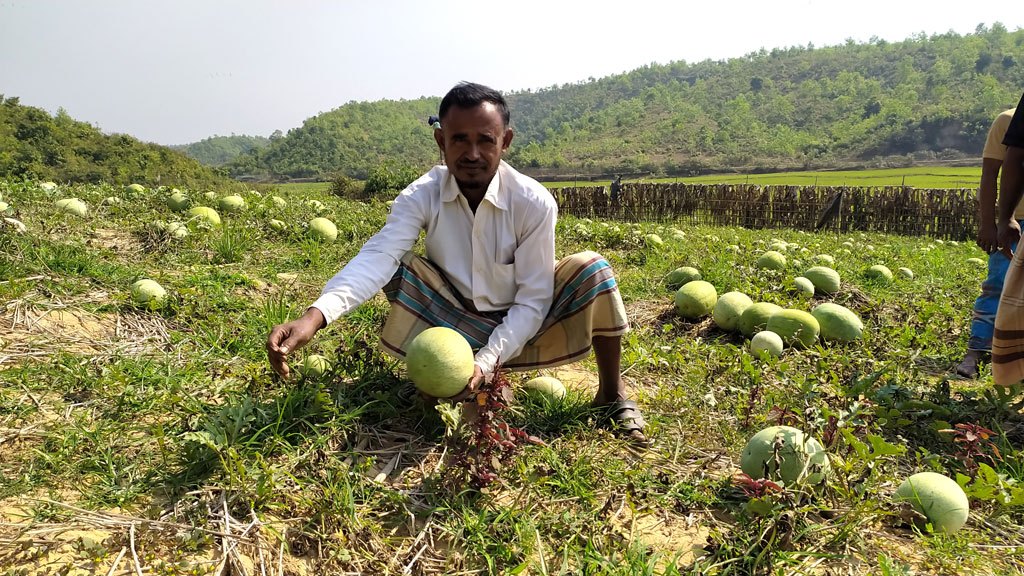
[328, 173, 363, 199]
[363, 160, 421, 199]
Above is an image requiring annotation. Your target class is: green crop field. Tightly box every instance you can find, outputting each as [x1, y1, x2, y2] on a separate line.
[1, 180, 1022, 575]
[543, 166, 984, 190]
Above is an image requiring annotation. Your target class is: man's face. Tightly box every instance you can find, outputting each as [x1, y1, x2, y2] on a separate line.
[434, 102, 513, 193]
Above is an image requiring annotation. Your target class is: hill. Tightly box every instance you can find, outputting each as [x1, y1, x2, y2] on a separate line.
[171, 134, 270, 166]
[225, 24, 1024, 181]
[0, 96, 233, 189]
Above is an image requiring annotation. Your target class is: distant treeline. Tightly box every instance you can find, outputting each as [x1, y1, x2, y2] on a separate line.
[0, 96, 232, 189]
[219, 24, 1024, 181]
[171, 134, 270, 166]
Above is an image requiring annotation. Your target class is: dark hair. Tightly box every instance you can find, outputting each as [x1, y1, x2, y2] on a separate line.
[438, 82, 510, 127]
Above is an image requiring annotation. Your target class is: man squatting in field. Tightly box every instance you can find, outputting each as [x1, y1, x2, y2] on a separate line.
[267, 82, 650, 447]
[990, 92, 1024, 386]
[956, 105, 1018, 378]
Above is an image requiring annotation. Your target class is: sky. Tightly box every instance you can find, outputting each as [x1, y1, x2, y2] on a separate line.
[1, 1, 1021, 145]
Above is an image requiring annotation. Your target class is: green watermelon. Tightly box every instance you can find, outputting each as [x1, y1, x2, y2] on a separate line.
[186, 206, 221, 227]
[740, 426, 830, 485]
[674, 281, 718, 319]
[219, 195, 247, 213]
[894, 472, 969, 534]
[131, 279, 166, 307]
[406, 327, 475, 398]
[739, 302, 783, 337]
[793, 276, 815, 297]
[804, 266, 840, 295]
[309, 217, 338, 242]
[522, 376, 566, 401]
[765, 309, 820, 348]
[811, 303, 863, 343]
[713, 291, 753, 332]
[666, 267, 702, 288]
[757, 251, 787, 270]
[750, 331, 784, 358]
[865, 265, 893, 284]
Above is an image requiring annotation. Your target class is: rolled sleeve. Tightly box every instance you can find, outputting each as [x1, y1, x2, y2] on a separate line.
[474, 196, 558, 374]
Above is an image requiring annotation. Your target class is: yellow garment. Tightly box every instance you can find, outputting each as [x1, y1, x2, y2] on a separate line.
[982, 108, 1023, 219]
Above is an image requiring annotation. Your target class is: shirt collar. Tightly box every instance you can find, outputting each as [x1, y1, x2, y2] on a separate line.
[441, 162, 508, 211]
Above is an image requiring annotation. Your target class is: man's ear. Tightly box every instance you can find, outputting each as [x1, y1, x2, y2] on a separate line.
[502, 128, 514, 152]
[433, 128, 445, 154]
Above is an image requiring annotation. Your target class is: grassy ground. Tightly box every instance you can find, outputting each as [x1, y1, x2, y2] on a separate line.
[1, 180, 1022, 575]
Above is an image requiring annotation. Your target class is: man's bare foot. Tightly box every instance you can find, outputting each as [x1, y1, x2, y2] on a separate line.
[955, 350, 986, 379]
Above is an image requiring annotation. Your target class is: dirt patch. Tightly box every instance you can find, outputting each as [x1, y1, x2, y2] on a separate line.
[1, 297, 172, 367]
[609, 507, 711, 566]
[85, 227, 142, 254]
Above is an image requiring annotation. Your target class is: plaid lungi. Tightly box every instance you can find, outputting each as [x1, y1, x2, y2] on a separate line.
[379, 250, 629, 371]
[992, 238, 1024, 385]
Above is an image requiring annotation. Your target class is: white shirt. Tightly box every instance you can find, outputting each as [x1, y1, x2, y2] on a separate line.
[311, 161, 558, 375]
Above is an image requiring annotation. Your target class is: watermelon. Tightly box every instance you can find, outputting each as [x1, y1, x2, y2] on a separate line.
[674, 281, 718, 319]
[186, 206, 221, 227]
[55, 198, 88, 217]
[666, 267, 702, 288]
[406, 327, 475, 398]
[739, 302, 783, 337]
[865, 265, 893, 284]
[766, 309, 820, 348]
[167, 192, 189, 212]
[298, 354, 331, 379]
[966, 257, 985, 267]
[757, 251, 787, 270]
[309, 217, 338, 242]
[126, 183, 146, 194]
[523, 376, 566, 401]
[645, 234, 664, 248]
[750, 330, 784, 358]
[793, 276, 815, 297]
[713, 291, 753, 332]
[898, 267, 914, 280]
[219, 195, 247, 213]
[740, 426, 830, 485]
[811, 303, 863, 343]
[269, 219, 287, 232]
[131, 279, 166, 307]
[271, 195, 287, 208]
[804, 266, 840, 295]
[894, 472, 969, 534]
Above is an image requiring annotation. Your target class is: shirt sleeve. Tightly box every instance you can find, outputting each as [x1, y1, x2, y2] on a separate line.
[473, 195, 558, 374]
[983, 112, 1014, 160]
[310, 177, 432, 325]
[1003, 94, 1024, 148]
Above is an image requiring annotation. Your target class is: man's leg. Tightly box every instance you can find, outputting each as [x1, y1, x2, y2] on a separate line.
[958, 229, 1019, 377]
[592, 335, 627, 404]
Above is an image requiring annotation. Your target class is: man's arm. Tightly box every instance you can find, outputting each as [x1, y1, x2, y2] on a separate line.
[999, 146, 1024, 259]
[266, 173, 434, 377]
[474, 196, 558, 377]
[977, 157, 1003, 254]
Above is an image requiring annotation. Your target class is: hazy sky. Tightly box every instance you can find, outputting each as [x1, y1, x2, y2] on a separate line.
[1, 1, 1020, 145]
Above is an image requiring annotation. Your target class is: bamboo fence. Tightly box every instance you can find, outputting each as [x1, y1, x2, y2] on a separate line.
[552, 183, 979, 239]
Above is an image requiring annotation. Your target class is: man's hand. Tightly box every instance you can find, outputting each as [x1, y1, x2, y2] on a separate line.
[998, 219, 1021, 260]
[978, 220, 999, 254]
[266, 307, 325, 378]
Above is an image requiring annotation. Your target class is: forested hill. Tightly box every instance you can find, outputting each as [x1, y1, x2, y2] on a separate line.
[227, 24, 1024, 180]
[0, 96, 232, 189]
[171, 134, 270, 166]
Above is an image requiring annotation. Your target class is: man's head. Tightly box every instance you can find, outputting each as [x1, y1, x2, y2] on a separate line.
[434, 82, 513, 194]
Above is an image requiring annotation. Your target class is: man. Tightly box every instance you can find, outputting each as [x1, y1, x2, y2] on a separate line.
[990, 94, 1024, 386]
[266, 82, 649, 446]
[956, 106, 1018, 378]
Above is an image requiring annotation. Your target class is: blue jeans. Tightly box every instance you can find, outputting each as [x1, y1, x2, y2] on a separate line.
[969, 221, 1023, 351]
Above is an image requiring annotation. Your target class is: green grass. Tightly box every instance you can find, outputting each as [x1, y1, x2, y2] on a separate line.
[544, 166, 983, 189]
[1, 178, 1022, 575]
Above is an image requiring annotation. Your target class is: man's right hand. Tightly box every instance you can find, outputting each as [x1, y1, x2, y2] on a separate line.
[266, 307, 326, 379]
[977, 221, 999, 254]
[998, 219, 1022, 261]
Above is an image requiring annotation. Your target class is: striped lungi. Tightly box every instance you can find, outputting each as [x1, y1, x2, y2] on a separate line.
[379, 250, 629, 371]
[992, 239, 1024, 385]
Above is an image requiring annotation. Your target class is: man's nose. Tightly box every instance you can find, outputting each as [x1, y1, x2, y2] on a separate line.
[466, 142, 481, 160]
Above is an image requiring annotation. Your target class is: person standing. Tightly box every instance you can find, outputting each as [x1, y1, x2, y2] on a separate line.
[989, 94, 1024, 385]
[956, 106, 1018, 377]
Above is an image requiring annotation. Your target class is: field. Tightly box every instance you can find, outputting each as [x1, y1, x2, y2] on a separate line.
[543, 167, 983, 190]
[1, 180, 1023, 575]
